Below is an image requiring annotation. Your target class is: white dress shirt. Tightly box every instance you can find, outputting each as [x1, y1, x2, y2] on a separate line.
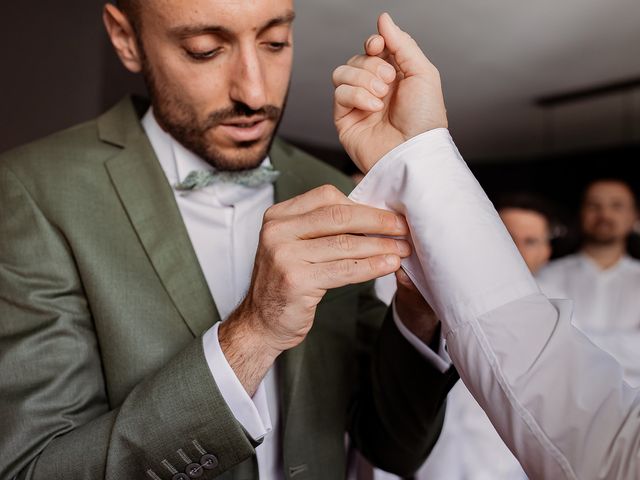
[142, 110, 449, 479]
[351, 128, 640, 480]
[537, 253, 640, 387]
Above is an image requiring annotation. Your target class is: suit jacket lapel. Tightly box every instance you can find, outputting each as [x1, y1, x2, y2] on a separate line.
[100, 98, 220, 337]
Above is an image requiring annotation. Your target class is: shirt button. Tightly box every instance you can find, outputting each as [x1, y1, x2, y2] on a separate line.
[186, 462, 204, 478]
[172, 474, 190, 480]
[201, 454, 219, 470]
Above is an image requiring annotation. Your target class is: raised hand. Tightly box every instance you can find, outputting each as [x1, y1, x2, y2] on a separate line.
[333, 13, 448, 173]
[219, 185, 412, 394]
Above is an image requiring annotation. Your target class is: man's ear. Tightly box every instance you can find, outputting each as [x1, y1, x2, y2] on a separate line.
[103, 3, 143, 73]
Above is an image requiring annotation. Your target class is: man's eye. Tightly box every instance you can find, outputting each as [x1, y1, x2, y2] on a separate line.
[265, 41, 290, 52]
[186, 48, 222, 60]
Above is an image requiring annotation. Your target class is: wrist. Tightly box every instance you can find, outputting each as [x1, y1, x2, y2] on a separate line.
[394, 296, 440, 345]
[219, 305, 282, 363]
[218, 305, 282, 396]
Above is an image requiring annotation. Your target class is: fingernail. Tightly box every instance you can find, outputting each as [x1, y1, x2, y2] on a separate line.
[379, 64, 396, 82]
[396, 215, 408, 231]
[385, 13, 396, 26]
[370, 98, 384, 109]
[385, 254, 399, 266]
[372, 78, 387, 95]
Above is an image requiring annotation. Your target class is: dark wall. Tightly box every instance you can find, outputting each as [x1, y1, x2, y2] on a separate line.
[1, 1, 144, 153]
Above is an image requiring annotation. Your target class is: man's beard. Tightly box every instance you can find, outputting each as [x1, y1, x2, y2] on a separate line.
[141, 56, 285, 172]
[584, 220, 624, 246]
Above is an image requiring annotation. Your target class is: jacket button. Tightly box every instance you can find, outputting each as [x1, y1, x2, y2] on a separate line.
[201, 454, 219, 470]
[186, 462, 203, 478]
[172, 474, 190, 480]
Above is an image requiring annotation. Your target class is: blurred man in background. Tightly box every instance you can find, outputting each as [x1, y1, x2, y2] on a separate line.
[497, 193, 557, 275]
[538, 178, 640, 386]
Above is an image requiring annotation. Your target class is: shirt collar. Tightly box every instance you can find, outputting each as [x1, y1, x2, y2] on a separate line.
[578, 251, 632, 276]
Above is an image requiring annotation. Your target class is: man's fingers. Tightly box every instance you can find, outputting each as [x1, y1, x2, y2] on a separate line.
[377, 12, 434, 77]
[264, 184, 351, 222]
[273, 203, 409, 240]
[332, 64, 389, 97]
[335, 84, 384, 114]
[312, 255, 401, 290]
[346, 54, 397, 83]
[364, 34, 385, 56]
[300, 235, 411, 263]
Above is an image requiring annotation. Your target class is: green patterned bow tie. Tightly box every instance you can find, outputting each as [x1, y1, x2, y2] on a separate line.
[174, 165, 281, 191]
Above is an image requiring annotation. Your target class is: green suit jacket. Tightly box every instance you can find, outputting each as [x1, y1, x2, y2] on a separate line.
[0, 97, 457, 480]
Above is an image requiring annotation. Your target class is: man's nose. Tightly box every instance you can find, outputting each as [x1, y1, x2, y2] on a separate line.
[229, 47, 267, 111]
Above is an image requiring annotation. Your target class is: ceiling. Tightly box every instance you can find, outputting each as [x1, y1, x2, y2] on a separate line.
[278, 0, 640, 161]
[1, 1, 638, 161]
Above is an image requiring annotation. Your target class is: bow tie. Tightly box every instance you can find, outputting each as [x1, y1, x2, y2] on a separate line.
[174, 165, 281, 191]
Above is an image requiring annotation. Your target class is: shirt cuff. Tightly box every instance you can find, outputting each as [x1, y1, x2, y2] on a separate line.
[392, 298, 452, 373]
[203, 323, 272, 442]
[349, 129, 539, 335]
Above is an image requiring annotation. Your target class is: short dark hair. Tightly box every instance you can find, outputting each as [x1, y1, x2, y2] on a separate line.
[582, 177, 638, 209]
[494, 192, 563, 239]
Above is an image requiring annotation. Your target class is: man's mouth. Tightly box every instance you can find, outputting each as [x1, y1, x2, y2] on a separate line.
[217, 117, 270, 143]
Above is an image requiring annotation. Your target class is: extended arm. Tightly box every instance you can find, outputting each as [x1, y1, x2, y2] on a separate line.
[334, 13, 640, 480]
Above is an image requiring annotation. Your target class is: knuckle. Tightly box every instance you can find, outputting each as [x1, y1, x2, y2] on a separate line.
[356, 87, 369, 103]
[318, 184, 341, 201]
[328, 204, 351, 226]
[261, 219, 281, 244]
[368, 256, 385, 273]
[378, 211, 394, 229]
[335, 83, 350, 99]
[336, 234, 353, 252]
[336, 260, 354, 277]
[271, 244, 289, 264]
[331, 65, 345, 84]
[347, 54, 361, 65]
[263, 205, 278, 223]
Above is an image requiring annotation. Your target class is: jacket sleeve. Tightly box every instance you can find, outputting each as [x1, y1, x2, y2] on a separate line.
[0, 165, 256, 480]
[350, 128, 640, 480]
[348, 284, 458, 477]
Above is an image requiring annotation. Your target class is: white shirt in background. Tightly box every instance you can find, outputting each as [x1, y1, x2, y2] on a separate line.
[537, 253, 640, 387]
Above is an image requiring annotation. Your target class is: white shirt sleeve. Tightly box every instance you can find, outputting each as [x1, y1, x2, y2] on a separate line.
[350, 128, 640, 480]
[202, 322, 272, 442]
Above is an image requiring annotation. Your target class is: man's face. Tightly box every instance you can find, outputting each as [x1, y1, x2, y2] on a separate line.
[133, 0, 294, 171]
[581, 181, 637, 246]
[499, 208, 552, 274]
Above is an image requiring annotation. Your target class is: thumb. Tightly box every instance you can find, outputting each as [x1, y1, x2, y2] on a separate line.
[377, 12, 433, 77]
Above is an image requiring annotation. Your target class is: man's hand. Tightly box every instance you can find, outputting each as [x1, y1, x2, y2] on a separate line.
[219, 185, 412, 395]
[333, 13, 448, 173]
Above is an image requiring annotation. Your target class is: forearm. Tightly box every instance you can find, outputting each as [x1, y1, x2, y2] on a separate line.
[218, 304, 281, 397]
[5, 338, 254, 480]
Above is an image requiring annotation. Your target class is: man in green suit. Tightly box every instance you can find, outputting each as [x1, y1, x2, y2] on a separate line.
[0, 1, 457, 478]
